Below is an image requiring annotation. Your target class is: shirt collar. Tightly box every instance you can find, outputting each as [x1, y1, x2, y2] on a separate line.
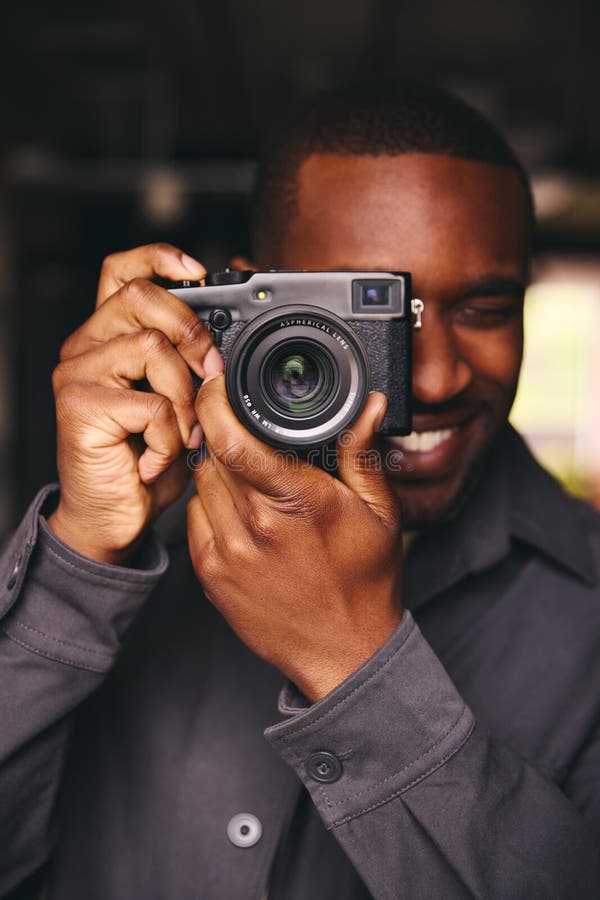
[404, 424, 598, 613]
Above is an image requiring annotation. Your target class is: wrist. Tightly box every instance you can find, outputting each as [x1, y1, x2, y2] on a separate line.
[47, 506, 142, 567]
[293, 608, 404, 703]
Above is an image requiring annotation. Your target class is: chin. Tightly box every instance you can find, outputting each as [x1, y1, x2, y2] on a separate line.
[384, 436, 494, 530]
[390, 480, 469, 530]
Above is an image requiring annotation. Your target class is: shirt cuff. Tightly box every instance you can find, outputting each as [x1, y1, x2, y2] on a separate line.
[264, 611, 475, 828]
[0, 485, 169, 671]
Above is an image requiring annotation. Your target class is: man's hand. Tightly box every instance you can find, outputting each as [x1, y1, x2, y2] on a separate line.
[187, 375, 404, 702]
[48, 243, 224, 566]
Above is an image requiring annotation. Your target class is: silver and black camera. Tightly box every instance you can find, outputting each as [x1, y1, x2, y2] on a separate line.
[170, 270, 422, 450]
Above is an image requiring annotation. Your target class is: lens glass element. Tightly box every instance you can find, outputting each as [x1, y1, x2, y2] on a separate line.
[264, 344, 335, 415]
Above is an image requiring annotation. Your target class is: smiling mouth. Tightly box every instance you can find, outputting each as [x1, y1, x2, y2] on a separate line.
[394, 427, 458, 453]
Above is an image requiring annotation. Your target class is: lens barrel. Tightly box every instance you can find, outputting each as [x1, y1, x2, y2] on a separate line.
[225, 305, 370, 449]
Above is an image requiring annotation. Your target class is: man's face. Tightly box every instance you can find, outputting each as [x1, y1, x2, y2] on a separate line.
[261, 153, 530, 529]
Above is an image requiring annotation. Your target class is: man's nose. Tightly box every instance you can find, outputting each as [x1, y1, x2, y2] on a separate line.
[411, 314, 472, 406]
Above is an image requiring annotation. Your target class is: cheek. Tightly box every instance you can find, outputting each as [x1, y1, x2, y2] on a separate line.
[457, 324, 523, 392]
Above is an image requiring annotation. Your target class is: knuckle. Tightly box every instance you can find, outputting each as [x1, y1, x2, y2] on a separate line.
[225, 533, 252, 561]
[150, 446, 179, 469]
[100, 251, 120, 275]
[292, 483, 334, 522]
[54, 381, 76, 414]
[53, 357, 91, 399]
[194, 545, 219, 585]
[58, 336, 73, 362]
[246, 502, 277, 545]
[198, 552, 221, 590]
[52, 359, 69, 393]
[148, 392, 174, 419]
[193, 390, 242, 457]
[187, 510, 219, 581]
[178, 314, 209, 350]
[54, 381, 94, 425]
[59, 329, 83, 362]
[139, 327, 170, 357]
[217, 437, 247, 472]
[123, 276, 155, 311]
[152, 242, 178, 265]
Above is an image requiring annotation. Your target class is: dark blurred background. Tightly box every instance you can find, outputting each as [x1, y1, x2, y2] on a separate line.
[1, 0, 599, 537]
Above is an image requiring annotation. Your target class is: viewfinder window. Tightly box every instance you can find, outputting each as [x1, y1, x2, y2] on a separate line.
[352, 278, 405, 314]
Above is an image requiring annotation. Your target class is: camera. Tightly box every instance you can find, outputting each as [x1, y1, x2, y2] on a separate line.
[170, 270, 421, 450]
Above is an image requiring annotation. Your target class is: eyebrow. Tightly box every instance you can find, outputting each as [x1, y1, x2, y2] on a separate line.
[458, 275, 527, 300]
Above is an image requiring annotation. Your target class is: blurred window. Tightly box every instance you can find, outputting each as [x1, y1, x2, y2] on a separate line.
[511, 264, 600, 509]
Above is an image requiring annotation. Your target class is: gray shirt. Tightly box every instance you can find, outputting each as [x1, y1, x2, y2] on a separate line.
[1, 426, 599, 899]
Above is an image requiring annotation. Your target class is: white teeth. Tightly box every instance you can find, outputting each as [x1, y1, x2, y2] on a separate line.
[395, 428, 457, 453]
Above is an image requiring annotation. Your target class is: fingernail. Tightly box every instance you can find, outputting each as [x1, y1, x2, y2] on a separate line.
[200, 372, 221, 388]
[188, 422, 203, 449]
[204, 345, 224, 376]
[181, 253, 206, 276]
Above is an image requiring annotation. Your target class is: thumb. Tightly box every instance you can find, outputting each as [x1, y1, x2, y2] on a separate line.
[336, 392, 401, 527]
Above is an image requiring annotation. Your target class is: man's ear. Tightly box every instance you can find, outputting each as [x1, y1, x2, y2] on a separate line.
[229, 255, 258, 272]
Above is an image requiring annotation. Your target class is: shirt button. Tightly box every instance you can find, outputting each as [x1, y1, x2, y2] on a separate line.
[7, 554, 23, 590]
[227, 813, 262, 848]
[307, 751, 343, 784]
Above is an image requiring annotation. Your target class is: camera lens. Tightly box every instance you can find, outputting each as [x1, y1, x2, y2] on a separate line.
[225, 305, 370, 449]
[265, 344, 334, 414]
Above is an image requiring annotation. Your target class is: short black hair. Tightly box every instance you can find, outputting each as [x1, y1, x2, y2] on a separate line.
[251, 79, 533, 262]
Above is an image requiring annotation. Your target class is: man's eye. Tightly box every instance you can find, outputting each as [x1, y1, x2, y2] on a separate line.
[454, 302, 520, 328]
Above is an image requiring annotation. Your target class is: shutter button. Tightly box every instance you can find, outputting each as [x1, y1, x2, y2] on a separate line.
[307, 751, 343, 784]
[7, 554, 23, 590]
[227, 813, 262, 848]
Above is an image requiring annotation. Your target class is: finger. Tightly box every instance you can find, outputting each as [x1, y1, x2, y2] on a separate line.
[192, 450, 239, 534]
[54, 330, 202, 448]
[136, 394, 186, 484]
[336, 392, 401, 528]
[56, 382, 184, 484]
[61, 278, 224, 380]
[195, 374, 321, 498]
[152, 452, 191, 509]
[186, 494, 216, 573]
[97, 243, 206, 308]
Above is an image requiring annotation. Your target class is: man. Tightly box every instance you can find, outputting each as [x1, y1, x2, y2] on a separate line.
[1, 81, 599, 899]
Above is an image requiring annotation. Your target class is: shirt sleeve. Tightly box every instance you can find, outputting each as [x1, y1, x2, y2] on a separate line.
[264, 611, 600, 900]
[0, 486, 168, 895]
